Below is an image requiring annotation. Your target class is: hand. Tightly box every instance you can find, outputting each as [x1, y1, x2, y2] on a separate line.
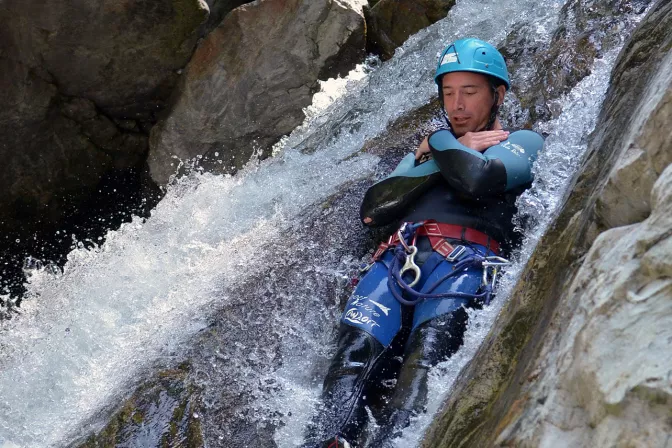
[415, 137, 430, 160]
[458, 130, 509, 152]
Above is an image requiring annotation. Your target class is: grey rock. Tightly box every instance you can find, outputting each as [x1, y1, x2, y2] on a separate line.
[365, 0, 455, 60]
[148, 0, 367, 185]
[495, 166, 672, 448]
[595, 5, 672, 228]
[200, 0, 253, 36]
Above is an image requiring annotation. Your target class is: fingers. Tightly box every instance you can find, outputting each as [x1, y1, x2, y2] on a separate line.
[459, 130, 509, 151]
[480, 130, 509, 137]
[470, 130, 509, 141]
[415, 137, 430, 160]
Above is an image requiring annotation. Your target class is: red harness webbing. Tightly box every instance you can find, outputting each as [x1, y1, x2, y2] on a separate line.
[372, 220, 499, 261]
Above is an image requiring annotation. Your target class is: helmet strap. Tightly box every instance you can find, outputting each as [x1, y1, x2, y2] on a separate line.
[485, 90, 500, 131]
[438, 83, 454, 131]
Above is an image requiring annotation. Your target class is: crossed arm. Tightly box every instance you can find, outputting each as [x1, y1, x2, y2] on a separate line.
[360, 129, 544, 226]
[425, 128, 544, 196]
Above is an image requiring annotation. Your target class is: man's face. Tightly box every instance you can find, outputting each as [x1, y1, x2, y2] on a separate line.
[441, 71, 504, 136]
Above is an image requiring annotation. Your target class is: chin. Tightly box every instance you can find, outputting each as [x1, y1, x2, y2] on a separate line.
[450, 123, 471, 136]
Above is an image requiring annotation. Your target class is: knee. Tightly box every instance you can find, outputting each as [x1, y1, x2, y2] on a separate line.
[323, 326, 384, 389]
[406, 308, 470, 366]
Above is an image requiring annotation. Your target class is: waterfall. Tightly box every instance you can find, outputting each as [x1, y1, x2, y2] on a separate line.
[0, 0, 646, 446]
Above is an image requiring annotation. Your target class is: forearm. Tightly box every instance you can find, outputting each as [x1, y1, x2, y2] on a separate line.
[360, 153, 441, 227]
[428, 129, 544, 196]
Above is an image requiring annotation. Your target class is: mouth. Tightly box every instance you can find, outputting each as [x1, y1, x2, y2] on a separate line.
[451, 116, 470, 125]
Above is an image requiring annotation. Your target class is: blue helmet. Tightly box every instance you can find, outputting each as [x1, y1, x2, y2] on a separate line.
[434, 38, 510, 90]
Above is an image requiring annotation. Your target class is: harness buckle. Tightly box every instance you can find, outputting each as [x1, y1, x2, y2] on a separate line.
[446, 245, 466, 262]
[399, 245, 421, 288]
[359, 261, 374, 274]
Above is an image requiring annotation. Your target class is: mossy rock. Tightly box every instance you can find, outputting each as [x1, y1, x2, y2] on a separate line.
[74, 364, 204, 448]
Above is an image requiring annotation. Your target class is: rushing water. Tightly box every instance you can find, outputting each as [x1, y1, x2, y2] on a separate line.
[0, 0, 649, 446]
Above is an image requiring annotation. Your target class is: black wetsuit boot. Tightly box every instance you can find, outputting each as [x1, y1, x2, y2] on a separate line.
[304, 325, 386, 447]
[370, 307, 471, 446]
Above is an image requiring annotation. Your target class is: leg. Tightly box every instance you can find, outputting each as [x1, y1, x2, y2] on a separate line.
[305, 256, 404, 447]
[311, 325, 386, 445]
[370, 307, 470, 445]
[393, 306, 469, 411]
[370, 245, 484, 445]
[392, 250, 483, 415]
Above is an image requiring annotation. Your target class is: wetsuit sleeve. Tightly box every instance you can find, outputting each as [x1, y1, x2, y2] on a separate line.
[360, 153, 442, 227]
[428, 129, 544, 196]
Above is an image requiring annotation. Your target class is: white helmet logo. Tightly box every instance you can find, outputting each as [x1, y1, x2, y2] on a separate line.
[441, 53, 458, 65]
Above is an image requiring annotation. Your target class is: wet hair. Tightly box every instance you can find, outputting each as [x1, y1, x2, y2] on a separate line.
[486, 77, 505, 130]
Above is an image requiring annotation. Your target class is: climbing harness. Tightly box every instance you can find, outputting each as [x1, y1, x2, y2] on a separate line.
[372, 220, 499, 261]
[373, 221, 510, 307]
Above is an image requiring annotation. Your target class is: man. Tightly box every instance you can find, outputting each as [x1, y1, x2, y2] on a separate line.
[306, 37, 544, 448]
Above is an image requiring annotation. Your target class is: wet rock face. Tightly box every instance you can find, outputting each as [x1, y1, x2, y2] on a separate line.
[147, 0, 367, 185]
[508, 5, 672, 444]
[424, 1, 672, 446]
[504, 0, 652, 126]
[509, 166, 672, 448]
[199, 0, 253, 36]
[365, 0, 455, 60]
[0, 0, 209, 233]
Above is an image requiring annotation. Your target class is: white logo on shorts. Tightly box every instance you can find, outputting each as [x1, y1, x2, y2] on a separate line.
[369, 299, 391, 316]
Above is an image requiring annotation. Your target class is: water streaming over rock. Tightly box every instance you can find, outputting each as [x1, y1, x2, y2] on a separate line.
[0, 0, 648, 446]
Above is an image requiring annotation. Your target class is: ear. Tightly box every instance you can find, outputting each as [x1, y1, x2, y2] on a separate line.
[496, 85, 506, 106]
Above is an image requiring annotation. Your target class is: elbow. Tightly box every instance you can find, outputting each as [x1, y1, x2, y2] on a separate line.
[360, 200, 389, 227]
[458, 173, 500, 197]
[359, 212, 376, 227]
[457, 158, 508, 196]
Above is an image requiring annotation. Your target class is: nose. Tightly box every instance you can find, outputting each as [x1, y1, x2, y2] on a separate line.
[447, 92, 465, 111]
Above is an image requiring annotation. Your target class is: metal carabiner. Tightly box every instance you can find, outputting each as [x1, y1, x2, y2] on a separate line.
[399, 245, 421, 288]
[397, 223, 413, 253]
[481, 255, 510, 287]
[359, 261, 375, 274]
[482, 256, 511, 267]
[482, 265, 499, 287]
